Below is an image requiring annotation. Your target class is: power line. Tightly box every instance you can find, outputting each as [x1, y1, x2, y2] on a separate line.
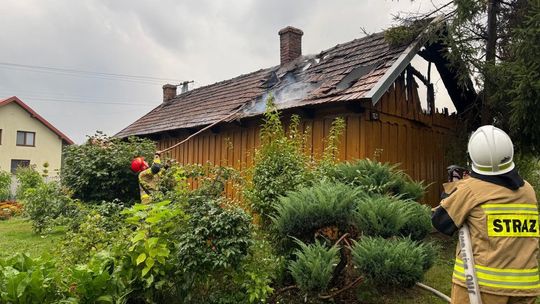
[23, 97, 157, 107]
[0, 61, 185, 85]
[0, 90, 158, 105]
[0, 91, 159, 107]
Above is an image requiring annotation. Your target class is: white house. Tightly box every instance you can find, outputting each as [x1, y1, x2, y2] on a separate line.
[0, 96, 73, 176]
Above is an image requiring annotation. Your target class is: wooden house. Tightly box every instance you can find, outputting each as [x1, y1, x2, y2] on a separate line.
[117, 19, 475, 205]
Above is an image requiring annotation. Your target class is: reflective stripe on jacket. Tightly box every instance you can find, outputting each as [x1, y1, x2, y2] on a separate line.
[454, 258, 540, 290]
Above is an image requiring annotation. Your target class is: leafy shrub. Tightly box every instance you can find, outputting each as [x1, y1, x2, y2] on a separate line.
[119, 200, 188, 302]
[325, 159, 425, 201]
[65, 252, 130, 303]
[152, 160, 191, 202]
[272, 182, 359, 240]
[24, 181, 72, 233]
[190, 165, 241, 201]
[15, 166, 43, 200]
[176, 199, 253, 275]
[235, 234, 284, 303]
[288, 239, 340, 293]
[0, 170, 11, 201]
[0, 254, 62, 303]
[186, 233, 284, 304]
[245, 100, 310, 224]
[0, 253, 130, 303]
[59, 202, 129, 265]
[351, 237, 436, 287]
[62, 132, 155, 203]
[316, 117, 346, 176]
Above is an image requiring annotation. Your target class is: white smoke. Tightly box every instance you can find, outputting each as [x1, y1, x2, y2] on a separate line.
[243, 73, 319, 116]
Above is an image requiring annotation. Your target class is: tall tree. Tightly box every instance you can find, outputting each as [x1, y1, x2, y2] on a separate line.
[397, 0, 538, 151]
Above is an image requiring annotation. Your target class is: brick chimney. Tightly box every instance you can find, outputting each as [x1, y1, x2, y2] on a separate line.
[279, 26, 303, 66]
[162, 84, 177, 103]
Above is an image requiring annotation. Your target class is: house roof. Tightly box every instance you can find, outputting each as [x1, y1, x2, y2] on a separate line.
[0, 96, 74, 145]
[117, 19, 441, 138]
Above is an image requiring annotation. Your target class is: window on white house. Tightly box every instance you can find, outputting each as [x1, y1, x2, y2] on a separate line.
[16, 131, 35, 147]
[11, 159, 30, 173]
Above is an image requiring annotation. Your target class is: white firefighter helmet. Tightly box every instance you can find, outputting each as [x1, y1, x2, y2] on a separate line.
[468, 125, 514, 176]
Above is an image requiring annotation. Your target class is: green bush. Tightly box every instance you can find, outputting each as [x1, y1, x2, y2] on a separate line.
[119, 200, 188, 302]
[0, 253, 130, 303]
[171, 198, 252, 302]
[0, 254, 63, 303]
[354, 195, 431, 241]
[62, 132, 155, 203]
[351, 237, 436, 287]
[288, 239, 340, 293]
[398, 201, 432, 241]
[177, 199, 253, 275]
[235, 234, 284, 303]
[326, 159, 425, 201]
[272, 182, 359, 241]
[354, 195, 408, 238]
[15, 166, 43, 201]
[59, 201, 129, 265]
[186, 232, 284, 304]
[65, 252, 130, 303]
[24, 181, 72, 233]
[0, 170, 10, 201]
[245, 100, 310, 224]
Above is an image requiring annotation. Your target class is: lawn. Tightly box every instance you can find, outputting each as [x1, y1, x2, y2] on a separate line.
[0, 217, 65, 258]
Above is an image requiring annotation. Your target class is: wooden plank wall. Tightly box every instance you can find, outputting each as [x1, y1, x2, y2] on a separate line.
[157, 77, 457, 206]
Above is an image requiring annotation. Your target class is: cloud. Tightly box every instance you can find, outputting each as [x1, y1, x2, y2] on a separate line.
[0, 0, 448, 143]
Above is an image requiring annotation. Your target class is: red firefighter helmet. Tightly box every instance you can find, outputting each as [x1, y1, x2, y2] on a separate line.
[131, 157, 149, 173]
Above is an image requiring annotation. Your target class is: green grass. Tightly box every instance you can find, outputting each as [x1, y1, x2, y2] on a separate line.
[0, 217, 65, 258]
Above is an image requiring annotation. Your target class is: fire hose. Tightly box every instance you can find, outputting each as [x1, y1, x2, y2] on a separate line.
[458, 223, 483, 304]
[156, 104, 247, 155]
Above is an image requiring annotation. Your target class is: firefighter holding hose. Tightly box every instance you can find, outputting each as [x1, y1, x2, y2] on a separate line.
[432, 125, 539, 304]
[131, 152, 163, 204]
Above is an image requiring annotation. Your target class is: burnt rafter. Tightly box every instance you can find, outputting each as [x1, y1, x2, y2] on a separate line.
[210, 125, 221, 134]
[296, 107, 317, 119]
[345, 101, 365, 114]
[418, 41, 477, 114]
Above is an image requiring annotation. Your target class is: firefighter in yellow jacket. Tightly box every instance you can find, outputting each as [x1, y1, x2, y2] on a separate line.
[139, 153, 162, 204]
[432, 125, 539, 304]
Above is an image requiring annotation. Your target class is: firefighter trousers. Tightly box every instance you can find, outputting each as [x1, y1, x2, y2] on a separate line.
[451, 283, 537, 304]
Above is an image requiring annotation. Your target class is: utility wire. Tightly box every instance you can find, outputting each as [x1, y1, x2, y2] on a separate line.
[0, 92, 159, 106]
[20, 97, 157, 107]
[0, 61, 184, 85]
[0, 92, 158, 106]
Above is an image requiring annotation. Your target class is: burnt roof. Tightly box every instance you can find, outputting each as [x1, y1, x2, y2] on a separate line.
[116, 29, 419, 138]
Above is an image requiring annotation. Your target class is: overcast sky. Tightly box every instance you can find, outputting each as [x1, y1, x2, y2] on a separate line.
[0, 0, 449, 144]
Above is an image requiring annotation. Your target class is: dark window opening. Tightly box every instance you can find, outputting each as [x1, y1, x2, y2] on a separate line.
[11, 159, 30, 173]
